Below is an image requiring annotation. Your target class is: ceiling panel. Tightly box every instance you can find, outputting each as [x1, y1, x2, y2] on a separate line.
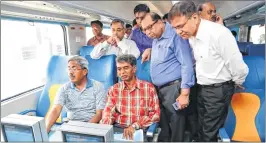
[48, 1, 172, 22]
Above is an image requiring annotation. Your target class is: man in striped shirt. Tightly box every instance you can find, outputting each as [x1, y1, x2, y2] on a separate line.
[100, 54, 160, 140]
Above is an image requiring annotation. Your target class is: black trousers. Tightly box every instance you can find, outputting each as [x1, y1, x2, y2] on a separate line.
[157, 82, 187, 142]
[186, 83, 198, 141]
[197, 82, 235, 142]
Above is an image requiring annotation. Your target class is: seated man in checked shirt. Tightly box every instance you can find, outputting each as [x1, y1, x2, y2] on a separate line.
[100, 54, 160, 140]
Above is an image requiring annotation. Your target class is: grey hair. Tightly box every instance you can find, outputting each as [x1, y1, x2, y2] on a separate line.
[169, 1, 197, 20]
[116, 54, 136, 66]
[68, 56, 89, 70]
[111, 19, 125, 28]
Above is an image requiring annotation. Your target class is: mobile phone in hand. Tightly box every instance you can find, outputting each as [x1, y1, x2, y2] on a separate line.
[172, 102, 179, 110]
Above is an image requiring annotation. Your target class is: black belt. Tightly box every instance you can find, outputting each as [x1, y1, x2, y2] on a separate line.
[158, 79, 181, 89]
[199, 80, 234, 88]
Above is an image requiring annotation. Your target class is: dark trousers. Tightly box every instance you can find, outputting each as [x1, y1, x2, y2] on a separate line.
[186, 83, 198, 141]
[157, 82, 187, 142]
[197, 82, 235, 142]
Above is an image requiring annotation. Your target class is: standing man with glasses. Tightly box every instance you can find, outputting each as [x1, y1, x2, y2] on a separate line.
[45, 56, 107, 133]
[141, 12, 195, 142]
[198, 2, 224, 25]
[169, 1, 249, 141]
[129, 4, 153, 63]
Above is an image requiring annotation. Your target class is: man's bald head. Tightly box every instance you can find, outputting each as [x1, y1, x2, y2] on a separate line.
[198, 2, 217, 22]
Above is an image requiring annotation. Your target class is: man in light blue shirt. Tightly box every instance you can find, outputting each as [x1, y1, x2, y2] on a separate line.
[141, 12, 195, 142]
[45, 56, 106, 133]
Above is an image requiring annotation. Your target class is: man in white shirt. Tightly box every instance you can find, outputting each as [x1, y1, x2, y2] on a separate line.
[169, 1, 249, 142]
[90, 19, 140, 59]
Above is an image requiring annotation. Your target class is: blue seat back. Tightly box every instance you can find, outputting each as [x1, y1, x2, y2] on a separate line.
[85, 55, 117, 89]
[237, 42, 253, 54]
[80, 45, 94, 57]
[243, 56, 265, 89]
[36, 56, 70, 123]
[136, 58, 152, 82]
[248, 44, 265, 56]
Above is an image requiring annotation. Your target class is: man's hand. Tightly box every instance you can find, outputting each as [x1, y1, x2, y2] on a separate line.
[113, 35, 121, 43]
[216, 14, 224, 25]
[235, 84, 245, 90]
[107, 36, 115, 45]
[141, 48, 151, 63]
[176, 94, 189, 110]
[123, 126, 135, 140]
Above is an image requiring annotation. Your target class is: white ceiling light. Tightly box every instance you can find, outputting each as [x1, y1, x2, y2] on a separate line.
[172, 1, 180, 5]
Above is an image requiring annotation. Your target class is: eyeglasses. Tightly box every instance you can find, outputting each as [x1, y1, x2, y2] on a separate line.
[173, 17, 191, 30]
[67, 67, 83, 72]
[207, 10, 216, 15]
[142, 20, 158, 33]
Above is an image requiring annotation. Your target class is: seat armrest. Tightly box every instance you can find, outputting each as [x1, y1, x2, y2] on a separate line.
[219, 128, 230, 142]
[146, 123, 158, 137]
[19, 110, 36, 115]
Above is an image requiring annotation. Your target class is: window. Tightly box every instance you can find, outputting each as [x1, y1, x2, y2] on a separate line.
[249, 24, 265, 44]
[86, 27, 111, 42]
[1, 19, 66, 101]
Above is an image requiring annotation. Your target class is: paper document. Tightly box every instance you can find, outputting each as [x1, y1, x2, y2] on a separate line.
[114, 129, 144, 141]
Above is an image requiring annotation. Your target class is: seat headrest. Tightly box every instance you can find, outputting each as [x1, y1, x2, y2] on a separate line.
[80, 45, 94, 57]
[85, 55, 117, 89]
[46, 55, 70, 83]
[248, 44, 265, 56]
[238, 42, 253, 53]
[136, 58, 152, 82]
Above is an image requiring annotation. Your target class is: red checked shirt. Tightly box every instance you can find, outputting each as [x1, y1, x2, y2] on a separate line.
[100, 79, 160, 129]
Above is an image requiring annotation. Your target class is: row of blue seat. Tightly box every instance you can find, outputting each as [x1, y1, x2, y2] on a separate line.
[80, 45, 152, 89]
[22, 45, 264, 141]
[238, 42, 265, 56]
[22, 46, 152, 124]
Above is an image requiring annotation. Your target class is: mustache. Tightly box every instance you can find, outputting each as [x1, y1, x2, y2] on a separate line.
[211, 15, 217, 21]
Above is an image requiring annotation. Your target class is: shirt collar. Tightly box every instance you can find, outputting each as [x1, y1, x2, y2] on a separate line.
[70, 77, 92, 89]
[194, 19, 210, 42]
[160, 22, 173, 39]
[121, 78, 141, 90]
